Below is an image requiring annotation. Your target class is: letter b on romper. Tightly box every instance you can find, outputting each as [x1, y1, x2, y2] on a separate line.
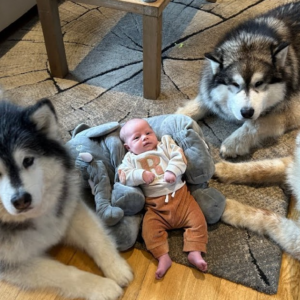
[138, 155, 163, 175]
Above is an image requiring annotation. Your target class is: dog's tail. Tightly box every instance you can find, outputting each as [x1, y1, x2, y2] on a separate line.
[222, 199, 300, 260]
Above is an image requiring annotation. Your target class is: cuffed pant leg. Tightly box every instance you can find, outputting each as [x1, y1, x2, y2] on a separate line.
[182, 192, 208, 253]
[142, 208, 170, 258]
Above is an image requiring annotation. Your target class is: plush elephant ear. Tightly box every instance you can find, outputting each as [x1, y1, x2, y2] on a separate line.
[72, 123, 90, 137]
[28, 98, 59, 141]
[73, 122, 120, 138]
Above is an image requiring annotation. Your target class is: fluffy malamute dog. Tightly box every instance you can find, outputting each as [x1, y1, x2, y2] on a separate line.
[176, 2, 300, 158]
[0, 99, 133, 299]
[214, 136, 300, 260]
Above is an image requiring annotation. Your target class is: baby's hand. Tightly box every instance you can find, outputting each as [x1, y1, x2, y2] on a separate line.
[164, 171, 176, 183]
[143, 171, 155, 184]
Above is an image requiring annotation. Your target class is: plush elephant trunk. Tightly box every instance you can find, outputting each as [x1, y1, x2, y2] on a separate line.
[87, 159, 124, 226]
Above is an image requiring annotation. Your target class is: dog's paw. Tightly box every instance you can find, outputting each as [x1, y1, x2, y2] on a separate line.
[89, 277, 124, 300]
[220, 135, 251, 158]
[71, 272, 124, 300]
[104, 257, 133, 287]
[214, 161, 237, 183]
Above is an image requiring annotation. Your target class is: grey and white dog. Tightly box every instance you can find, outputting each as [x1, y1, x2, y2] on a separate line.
[176, 2, 300, 158]
[0, 98, 133, 300]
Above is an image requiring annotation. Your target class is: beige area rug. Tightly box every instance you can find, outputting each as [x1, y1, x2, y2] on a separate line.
[0, 0, 297, 294]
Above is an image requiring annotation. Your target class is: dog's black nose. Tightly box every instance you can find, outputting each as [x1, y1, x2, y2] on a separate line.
[11, 192, 32, 211]
[241, 107, 254, 119]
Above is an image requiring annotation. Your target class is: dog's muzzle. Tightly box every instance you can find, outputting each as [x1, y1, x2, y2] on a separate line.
[11, 192, 32, 212]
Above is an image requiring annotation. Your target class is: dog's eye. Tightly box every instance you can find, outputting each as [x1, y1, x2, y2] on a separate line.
[231, 82, 240, 88]
[255, 81, 263, 88]
[23, 157, 34, 169]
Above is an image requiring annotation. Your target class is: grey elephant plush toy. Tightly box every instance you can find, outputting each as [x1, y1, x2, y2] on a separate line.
[66, 114, 226, 251]
[66, 122, 145, 251]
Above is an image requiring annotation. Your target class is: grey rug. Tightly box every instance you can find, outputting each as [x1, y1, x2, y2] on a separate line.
[0, 0, 296, 294]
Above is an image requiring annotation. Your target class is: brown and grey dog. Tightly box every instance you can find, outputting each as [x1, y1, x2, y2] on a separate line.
[0, 98, 133, 300]
[176, 2, 300, 158]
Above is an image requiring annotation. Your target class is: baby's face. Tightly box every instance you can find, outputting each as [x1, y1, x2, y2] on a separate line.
[124, 120, 158, 155]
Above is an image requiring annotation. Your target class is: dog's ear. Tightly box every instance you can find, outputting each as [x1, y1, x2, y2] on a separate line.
[205, 51, 223, 75]
[272, 41, 290, 67]
[28, 99, 59, 140]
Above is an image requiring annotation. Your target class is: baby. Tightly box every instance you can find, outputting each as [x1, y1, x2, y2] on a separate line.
[118, 118, 208, 279]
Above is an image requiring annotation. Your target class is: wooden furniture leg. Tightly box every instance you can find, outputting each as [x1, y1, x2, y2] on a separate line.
[36, 0, 170, 98]
[143, 14, 162, 99]
[36, 0, 68, 78]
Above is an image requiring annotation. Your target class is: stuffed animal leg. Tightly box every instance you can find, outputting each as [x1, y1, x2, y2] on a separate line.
[189, 183, 226, 224]
[106, 215, 143, 251]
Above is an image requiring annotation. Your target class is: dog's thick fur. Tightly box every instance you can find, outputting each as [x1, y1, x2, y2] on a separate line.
[0, 99, 133, 300]
[176, 2, 300, 158]
[214, 133, 300, 260]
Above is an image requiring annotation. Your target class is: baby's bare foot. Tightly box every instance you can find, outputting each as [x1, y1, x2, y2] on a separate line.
[155, 254, 172, 280]
[188, 251, 207, 272]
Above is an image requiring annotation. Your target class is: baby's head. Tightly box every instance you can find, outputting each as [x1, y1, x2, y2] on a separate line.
[120, 118, 158, 155]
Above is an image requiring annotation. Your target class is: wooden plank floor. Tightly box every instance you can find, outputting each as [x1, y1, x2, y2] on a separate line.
[1, 197, 300, 300]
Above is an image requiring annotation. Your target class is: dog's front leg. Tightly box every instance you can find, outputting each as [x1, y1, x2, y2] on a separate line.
[65, 200, 133, 287]
[220, 113, 290, 158]
[214, 157, 292, 184]
[2, 256, 124, 300]
[219, 121, 262, 157]
[176, 94, 210, 120]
